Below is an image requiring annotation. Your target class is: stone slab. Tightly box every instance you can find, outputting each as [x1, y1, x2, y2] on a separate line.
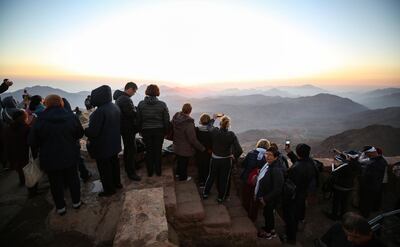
[113, 188, 172, 247]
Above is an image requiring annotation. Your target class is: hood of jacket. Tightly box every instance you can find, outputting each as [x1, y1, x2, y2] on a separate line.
[172, 112, 194, 130]
[91, 85, 112, 107]
[2, 96, 17, 108]
[113, 89, 129, 101]
[40, 107, 72, 123]
[144, 95, 159, 105]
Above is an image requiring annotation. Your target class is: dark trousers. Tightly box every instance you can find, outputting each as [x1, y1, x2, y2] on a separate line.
[142, 128, 164, 176]
[96, 154, 120, 194]
[359, 187, 380, 218]
[122, 133, 138, 177]
[195, 151, 211, 185]
[332, 188, 351, 217]
[47, 166, 81, 210]
[282, 198, 297, 242]
[16, 166, 25, 185]
[295, 192, 307, 222]
[78, 156, 90, 180]
[204, 157, 232, 200]
[176, 155, 189, 181]
[263, 201, 276, 233]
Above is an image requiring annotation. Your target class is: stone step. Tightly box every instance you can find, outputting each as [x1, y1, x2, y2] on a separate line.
[201, 204, 232, 236]
[174, 180, 205, 226]
[230, 216, 258, 246]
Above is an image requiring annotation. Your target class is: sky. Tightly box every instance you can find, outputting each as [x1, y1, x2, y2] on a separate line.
[0, 0, 399, 92]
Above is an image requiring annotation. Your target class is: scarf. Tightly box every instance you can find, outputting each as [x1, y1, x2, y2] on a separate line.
[256, 148, 267, 161]
[255, 162, 269, 196]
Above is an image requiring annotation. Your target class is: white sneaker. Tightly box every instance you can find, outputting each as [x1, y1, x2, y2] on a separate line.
[186, 176, 192, 181]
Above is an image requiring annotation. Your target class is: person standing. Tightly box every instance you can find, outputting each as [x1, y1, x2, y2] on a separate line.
[283, 143, 316, 244]
[0, 79, 13, 170]
[172, 103, 205, 181]
[203, 116, 243, 203]
[255, 146, 284, 240]
[29, 94, 84, 215]
[137, 84, 170, 177]
[85, 85, 122, 197]
[358, 146, 387, 218]
[113, 82, 141, 181]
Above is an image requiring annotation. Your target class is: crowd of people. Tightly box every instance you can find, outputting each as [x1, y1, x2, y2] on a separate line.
[0, 79, 396, 246]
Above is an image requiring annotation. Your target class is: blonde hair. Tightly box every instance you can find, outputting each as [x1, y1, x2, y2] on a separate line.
[256, 139, 271, 149]
[181, 103, 192, 114]
[199, 113, 211, 125]
[44, 94, 64, 108]
[220, 116, 230, 129]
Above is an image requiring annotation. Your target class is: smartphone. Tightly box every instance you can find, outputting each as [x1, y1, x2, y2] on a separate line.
[285, 140, 290, 148]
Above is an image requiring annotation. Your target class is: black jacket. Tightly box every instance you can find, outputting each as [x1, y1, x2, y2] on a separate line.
[332, 160, 360, 190]
[360, 156, 387, 191]
[1, 96, 19, 125]
[287, 152, 316, 196]
[240, 149, 266, 182]
[137, 96, 170, 131]
[28, 107, 84, 172]
[85, 85, 121, 159]
[113, 90, 138, 134]
[210, 128, 243, 158]
[0, 82, 9, 94]
[256, 159, 284, 202]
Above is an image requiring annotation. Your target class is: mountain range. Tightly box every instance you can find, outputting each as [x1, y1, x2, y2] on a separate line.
[2, 84, 400, 156]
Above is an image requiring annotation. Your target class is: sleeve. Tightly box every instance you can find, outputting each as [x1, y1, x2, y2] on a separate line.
[186, 123, 205, 152]
[28, 120, 40, 148]
[73, 115, 84, 139]
[287, 151, 298, 164]
[119, 97, 136, 120]
[242, 153, 249, 168]
[232, 133, 243, 159]
[263, 168, 284, 202]
[84, 111, 104, 138]
[162, 103, 170, 130]
[0, 82, 9, 94]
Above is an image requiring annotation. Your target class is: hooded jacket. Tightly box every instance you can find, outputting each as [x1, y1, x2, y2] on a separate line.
[28, 106, 84, 172]
[85, 85, 121, 159]
[137, 96, 170, 131]
[256, 159, 285, 202]
[172, 112, 204, 157]
[1, 96, 19, 125]
[113, 89, 138, 135]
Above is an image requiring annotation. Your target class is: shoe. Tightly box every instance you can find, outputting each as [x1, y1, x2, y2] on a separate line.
[186, 176, 192, 181]
[98, 191, 115, 197]
[73, 201, 83, 209]
[257, 231, 272, 240]
[57, 207, 66, 216]
[115, 184, 123, 189]
[217, 198, 224, 204]
[128, 174, 141, 181]
[202, 194, 209, 199]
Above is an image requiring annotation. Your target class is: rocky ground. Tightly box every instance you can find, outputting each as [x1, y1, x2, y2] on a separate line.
[1, 154, 399, 247]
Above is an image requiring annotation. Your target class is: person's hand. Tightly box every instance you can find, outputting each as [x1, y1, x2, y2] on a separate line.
[4, 80, 13, 86]
[284, 145, 292, 154]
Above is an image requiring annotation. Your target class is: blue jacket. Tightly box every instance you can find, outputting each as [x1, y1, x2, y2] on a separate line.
[29, 107, 84, 172]
[240, 149, 266, 182]
[85, 85, 121, 159]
